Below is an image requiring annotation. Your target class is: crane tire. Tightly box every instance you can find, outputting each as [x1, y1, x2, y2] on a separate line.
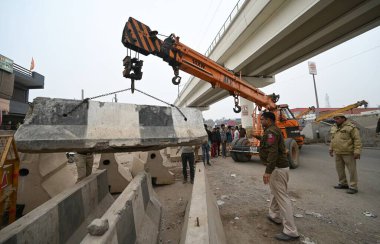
[285, 138, 300, 169]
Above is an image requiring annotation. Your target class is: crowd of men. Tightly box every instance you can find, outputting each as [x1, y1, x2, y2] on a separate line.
[204, 124, 246, 159]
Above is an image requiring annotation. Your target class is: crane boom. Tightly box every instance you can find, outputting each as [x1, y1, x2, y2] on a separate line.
[315, 100, 368, 122]
[121, 17, 278, 111]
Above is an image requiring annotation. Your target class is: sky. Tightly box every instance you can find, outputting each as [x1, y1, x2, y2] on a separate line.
[1, 0, 379, 121]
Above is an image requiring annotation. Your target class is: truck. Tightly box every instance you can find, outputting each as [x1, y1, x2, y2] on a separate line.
[120, 17, 304, 168]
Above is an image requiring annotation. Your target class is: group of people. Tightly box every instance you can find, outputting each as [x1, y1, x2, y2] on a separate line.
[205, 124, 247, 158]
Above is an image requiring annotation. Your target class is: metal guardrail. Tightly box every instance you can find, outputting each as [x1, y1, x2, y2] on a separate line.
[204, 0, 245, 57]
[13, 63, 32, 77]
[176, 0, 246, 101]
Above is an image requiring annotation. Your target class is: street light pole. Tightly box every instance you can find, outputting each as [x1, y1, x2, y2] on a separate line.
[312, 74, 320, 118]
[308, 61, 320, 139]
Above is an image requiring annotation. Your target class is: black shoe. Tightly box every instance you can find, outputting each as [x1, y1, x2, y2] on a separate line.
[190, 179, 194, 184]
[334, 184, 349, 189]
[267, 216, 281, 225]
[207, 162, 211, 166]
[346, 188, 358, 194]
[183, 179, 187, 184]
[274, 233, 299, 241]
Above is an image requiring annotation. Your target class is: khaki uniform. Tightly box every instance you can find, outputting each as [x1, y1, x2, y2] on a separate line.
[260, 125, 299, 237]
[330, 120, 362, 190]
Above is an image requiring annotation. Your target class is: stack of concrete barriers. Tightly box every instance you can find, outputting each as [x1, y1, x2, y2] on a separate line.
[0, 170, 162, 244]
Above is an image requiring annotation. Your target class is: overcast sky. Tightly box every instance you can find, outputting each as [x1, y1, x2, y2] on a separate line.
[1, 0, 379, 121]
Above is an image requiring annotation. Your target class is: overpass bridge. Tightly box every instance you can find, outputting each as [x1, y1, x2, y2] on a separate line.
[174, 0, 380, 127]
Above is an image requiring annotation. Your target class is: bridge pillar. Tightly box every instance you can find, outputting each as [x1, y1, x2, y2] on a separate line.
[240, 98, 253, 137]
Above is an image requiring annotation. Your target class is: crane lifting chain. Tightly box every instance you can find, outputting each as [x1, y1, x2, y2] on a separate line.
[233, 94, 241, 113]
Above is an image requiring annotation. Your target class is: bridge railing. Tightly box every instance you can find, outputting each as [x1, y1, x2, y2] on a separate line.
[177, 0, 246, 101]
[204, 0, 245, 57]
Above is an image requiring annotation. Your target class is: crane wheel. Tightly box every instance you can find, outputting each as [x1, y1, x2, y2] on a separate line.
[230, 138, 252, 162]
[285, 138, 300, 169]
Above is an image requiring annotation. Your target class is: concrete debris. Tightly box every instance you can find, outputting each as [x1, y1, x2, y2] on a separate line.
[221, 195, 229, 200]
[266, 199, 270, 202]
[230, 174, 236, 177]
[15, 97, 207, 153]
[87, 218, 109, 236]
[217, 200, 225, 206]
[294, 213, 304, 218]
[363, 211, 377, 218]
[302, 237, 316, 244]
[305, 211, 322, 218]
[234, 217, 240, 220]
[290, 198, 297, 202]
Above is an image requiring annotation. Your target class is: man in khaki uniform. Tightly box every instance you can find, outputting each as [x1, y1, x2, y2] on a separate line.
[329, 113, 362, 194]
[257, 111, 299, 241]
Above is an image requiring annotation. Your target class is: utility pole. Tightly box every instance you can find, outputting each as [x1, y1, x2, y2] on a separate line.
[308, 61, 320, 139]
[81, 89, 84, 100]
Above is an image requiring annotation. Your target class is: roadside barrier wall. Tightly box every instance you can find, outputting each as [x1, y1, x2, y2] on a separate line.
[81, 172, 162, 244]
[180, 163, 226, 244]
[0, 170, 113, 244]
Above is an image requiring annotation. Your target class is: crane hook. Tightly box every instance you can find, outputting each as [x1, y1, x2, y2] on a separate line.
[233, 105, 241, 113]
[172, 75, 182, 85]
[232, 94, 241, 113]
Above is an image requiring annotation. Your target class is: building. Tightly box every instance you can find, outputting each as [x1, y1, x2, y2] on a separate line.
[0, 54, 44, 130]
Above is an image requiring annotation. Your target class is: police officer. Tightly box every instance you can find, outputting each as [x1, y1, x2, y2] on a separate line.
[257, 111, 299, 241]
[329, 113, 362, 194]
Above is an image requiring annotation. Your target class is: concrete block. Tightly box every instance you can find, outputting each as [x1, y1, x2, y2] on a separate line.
[81, 172, 162, 244]
[136, 151, 175, 185]
[14, 97, 207, 153]
[98, 153, 133, 194]
[180, 164, 227, 244]
[0, 170, 114, 244]
[17, 153, 76, 214]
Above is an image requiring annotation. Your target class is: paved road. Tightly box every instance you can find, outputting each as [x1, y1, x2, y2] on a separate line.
[206, 143, 380, 243]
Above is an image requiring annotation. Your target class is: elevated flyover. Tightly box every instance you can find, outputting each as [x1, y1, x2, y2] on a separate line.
[174, 0, 380, 116]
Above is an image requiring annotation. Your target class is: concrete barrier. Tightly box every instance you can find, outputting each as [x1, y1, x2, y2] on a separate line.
[180, 163, 226, 244]
[133, 151, 175, 185]
[15, 97, 207, 153]
[98, 153, 133, 194]
[0, 170, 114, 244]
[17, 153, 76, 214]
[81, 172, 162, 244]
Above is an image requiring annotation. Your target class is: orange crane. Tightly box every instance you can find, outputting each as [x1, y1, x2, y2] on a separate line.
[121, 17, 303, 168]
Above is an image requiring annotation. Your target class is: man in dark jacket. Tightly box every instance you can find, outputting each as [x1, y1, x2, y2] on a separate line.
[258, 111, 299, 241]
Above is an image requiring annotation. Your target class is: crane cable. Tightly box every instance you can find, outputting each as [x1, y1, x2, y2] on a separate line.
[62, 87, 187, 121]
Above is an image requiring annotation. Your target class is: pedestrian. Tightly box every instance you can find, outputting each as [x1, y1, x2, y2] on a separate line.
[239, 124, 247, 138]
[329, 113, 362, 194]
[74, 152, 94, 182]
[226, 126, 233, 156]
[211, 127, 218, 157]
[216, 127, 221, 156]
[205, 124, 212, 144]
[376, 117, 380, 135]
[258, 111, 299, 241]
[177, 146, 195, 184]
[201, 139, 211, 166]
[220, 124, 227, 158]
[234, 125, 239, 141]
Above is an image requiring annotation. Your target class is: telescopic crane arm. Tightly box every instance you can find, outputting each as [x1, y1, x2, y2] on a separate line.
[121, 17, 278, 112]
[295, 106, 315, 119]
[315, 100, 368, 122]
